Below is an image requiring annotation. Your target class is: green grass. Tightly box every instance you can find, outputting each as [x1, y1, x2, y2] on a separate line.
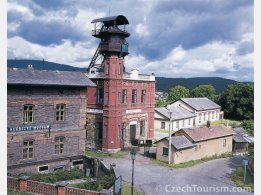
[85, 149, 128, 158]
[69, 175, 115, 192]
[17, 167, 86, 184]
[121, 182, 144, 195]
[154, 129, 169, 133]
[231, 166, 254, 192]
[7, 189, 32, 195]
[211, 119, 241, 127]
[151, 153, 232, 168]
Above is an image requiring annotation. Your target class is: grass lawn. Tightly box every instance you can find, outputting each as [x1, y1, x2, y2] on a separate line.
[211, 119, 241, 127]
[7, 189, 32, 195]
[154, 129, 169, 133]
[85, 149, 128, 158]
[151, 153, 232, 168]
[17, 167, 86, 184]
[121, 181, 144, 195]
[231, 166, 254, 192]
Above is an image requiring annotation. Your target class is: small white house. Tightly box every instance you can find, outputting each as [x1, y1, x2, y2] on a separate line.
[170, 98, 224, 126]
[154, 105, 196, 131]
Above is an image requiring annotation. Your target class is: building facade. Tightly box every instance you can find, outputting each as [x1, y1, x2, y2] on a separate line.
[86, 15, 155, 152]
[7, 68, 95, 175]
[156, 125, 233, 164]
[170, 98, 224, 126]
[154, 106, 196, 131]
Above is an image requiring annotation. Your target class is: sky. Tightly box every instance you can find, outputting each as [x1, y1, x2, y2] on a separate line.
[7, 0, 254, 81]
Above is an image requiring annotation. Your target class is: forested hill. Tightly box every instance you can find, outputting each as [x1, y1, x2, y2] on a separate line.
[7, 59, 87, 72]
[156, 77, 237, 94]
[8, 59, 244, 94]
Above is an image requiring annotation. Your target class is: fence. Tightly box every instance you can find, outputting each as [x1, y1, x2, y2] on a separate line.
[7, 177, 99, 195]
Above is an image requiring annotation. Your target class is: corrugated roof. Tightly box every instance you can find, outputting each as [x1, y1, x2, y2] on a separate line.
[167, 135, 194, 150]
[182, 125, 232, 142]
[233, 127, 254, 143]
[233, 136, 249, 143]
[155, 105, 195, 120]
[91, 15, 129, 25]
[8, 68, 96, 87]
[180, 98, 221, 111]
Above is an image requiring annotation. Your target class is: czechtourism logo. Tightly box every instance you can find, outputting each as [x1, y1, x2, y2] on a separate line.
[154, 184, 252, 193]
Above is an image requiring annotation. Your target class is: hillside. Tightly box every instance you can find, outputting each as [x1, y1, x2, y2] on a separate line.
[7, 59, 87, 72]
[156, 77, 238, 94]
[8, 59, 242, 94]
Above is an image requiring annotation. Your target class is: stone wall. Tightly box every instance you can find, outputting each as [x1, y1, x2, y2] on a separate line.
[86, 113, 103, 149]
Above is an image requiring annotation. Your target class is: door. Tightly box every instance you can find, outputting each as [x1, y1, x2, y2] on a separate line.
[130, 124, 136, 140]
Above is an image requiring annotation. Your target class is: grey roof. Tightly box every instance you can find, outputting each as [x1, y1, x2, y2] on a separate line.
[180, 98, 221, 111]
[233, 136, 249, 143]
[167, 135, 194, 150]
[155, 106, 195, 120]
[8, 68, 96, 87]
[233, 127, 247, 136]
[233, 127, 254, 143]
[182, 125, 233, 142]
[91, 15, 129, 26]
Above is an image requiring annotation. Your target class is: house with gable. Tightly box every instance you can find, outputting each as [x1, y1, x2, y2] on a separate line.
[170, 97, 224, 126]
[154, 105, 196, 131]
[156, 124, 233, 164]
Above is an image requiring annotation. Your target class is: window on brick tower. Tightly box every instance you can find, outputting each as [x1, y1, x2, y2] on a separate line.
[141, 90, 146, 103]
[140, 120, 145, 136]
[118, 92, 121, 105]
[118, 65, 121, 74]
[55, 137, 64, 154]
[122, 89, 127, 104]
[132, 89, 137, 103]
[122, 122, 126, 138]
[118, 125, 121, 138]
[105, 92, 109, 105]
[23, 104, 34, 124]
[105, 64, 110, 74]
[23, 140, 34, 159]
[56, 104, 65, 121]
[97, 88, 103, 104]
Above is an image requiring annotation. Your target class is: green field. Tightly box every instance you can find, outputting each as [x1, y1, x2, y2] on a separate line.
[85, 149, 128, 158]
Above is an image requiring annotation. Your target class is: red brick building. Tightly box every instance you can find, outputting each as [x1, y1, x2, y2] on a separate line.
[86, 15, 155, 152]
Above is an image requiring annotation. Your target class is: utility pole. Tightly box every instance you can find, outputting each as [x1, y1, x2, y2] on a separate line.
[167, 105, 173, 164]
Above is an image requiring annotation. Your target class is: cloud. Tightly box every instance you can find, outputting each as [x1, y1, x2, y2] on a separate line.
[125, 37, 253, 81]
[8, 36, 97, 67]
[7, 0, 254, 81]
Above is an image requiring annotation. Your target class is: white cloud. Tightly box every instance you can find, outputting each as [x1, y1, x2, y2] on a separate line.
[8, 36, 96, 68]
[125, 40, 253, 81]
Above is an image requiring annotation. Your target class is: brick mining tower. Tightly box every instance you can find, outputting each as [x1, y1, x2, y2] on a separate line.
[86, 15, 155, 152]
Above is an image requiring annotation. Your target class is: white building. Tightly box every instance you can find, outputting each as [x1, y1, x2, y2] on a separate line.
[170, 98, 224, 126]
[154, 105, 196, 131]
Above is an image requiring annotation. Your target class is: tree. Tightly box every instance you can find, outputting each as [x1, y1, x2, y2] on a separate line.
[167, 85, 189, 104]
[190, 84, 216, 99]
[241, 120, 254, 136]
[219, 83, 254, 120]
[156, 99, 167, 107]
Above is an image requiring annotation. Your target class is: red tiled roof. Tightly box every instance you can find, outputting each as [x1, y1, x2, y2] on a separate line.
[181, 125, 233, 142]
